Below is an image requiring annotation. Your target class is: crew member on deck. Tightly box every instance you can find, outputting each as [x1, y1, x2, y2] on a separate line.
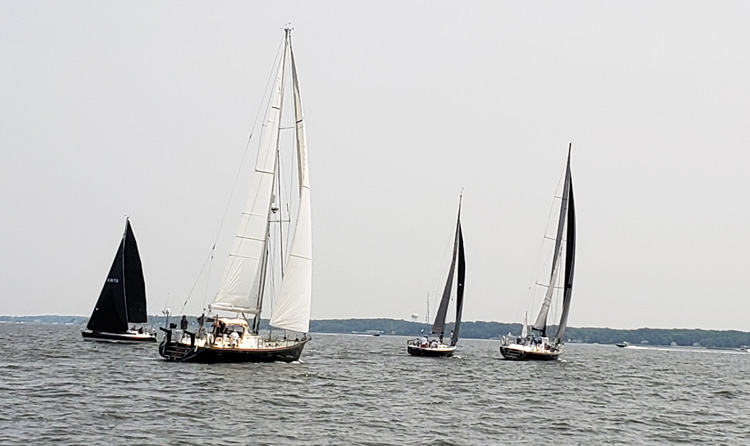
[180, 315, 188, 330]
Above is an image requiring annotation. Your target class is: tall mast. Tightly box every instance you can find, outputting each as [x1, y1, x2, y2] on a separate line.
[121, 217, 129, 325]
[533, 147, 572, 336]
[425, 293, 430, 324]
[257, 28, 290, 330]
[275, 27, 291, 278]
[252, 242, 271, 334]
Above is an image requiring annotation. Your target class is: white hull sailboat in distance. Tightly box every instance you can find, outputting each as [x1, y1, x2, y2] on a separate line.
[407, 195, 466, 357]
[500, 145, 576, 361]
[82, 217, 156, 343]
[159, 26, 313, 363]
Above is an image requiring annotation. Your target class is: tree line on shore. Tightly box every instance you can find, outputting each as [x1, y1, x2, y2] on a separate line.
[3, 315, 750, 349]
[308, 318, 750, 349]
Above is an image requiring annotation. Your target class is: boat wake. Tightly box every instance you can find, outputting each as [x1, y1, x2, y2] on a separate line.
[622, 345, 746, 355]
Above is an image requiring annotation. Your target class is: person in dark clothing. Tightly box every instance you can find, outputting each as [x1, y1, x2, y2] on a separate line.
[180, 315, 188, 330]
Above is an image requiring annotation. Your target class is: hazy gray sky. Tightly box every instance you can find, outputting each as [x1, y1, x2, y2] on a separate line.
[2, 2, 749, 330]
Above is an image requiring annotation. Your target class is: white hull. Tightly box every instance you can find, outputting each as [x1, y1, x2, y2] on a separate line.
[81, 329, 156, 343]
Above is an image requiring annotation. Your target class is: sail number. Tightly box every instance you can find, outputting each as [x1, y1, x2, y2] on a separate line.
[107, 278, 119, 283]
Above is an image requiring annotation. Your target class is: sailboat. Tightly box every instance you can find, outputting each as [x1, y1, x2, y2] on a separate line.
[159, 26, 312, 363]
[407, 195, 466, 357]
[82, 217, 156, 342]
[500, 145, 576, 360]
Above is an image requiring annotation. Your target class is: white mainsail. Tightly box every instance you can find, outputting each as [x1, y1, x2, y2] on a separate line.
[270, 42, 312, 333]
[211, 38, 288, 315]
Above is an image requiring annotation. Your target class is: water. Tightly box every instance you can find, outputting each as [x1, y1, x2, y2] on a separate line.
[2, 324, 750, 445]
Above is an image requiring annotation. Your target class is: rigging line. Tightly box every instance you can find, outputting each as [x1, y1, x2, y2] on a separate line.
[534, 281, 564, 289]
[287, 113, 298, 255]
[178, 38, 286, 314]
[179, 245, 215, 314]
[121, 221, 129, 324]
[273, 32, 290, 279]
[526, 161, 568, 315]
[276, 143, 285, 277]
[431, 205, 454, 306]
[266, 227, 279, 338]
[277, 140, 295, 260]
[210, 37, 286, 251]
[202, 250, 214, 310]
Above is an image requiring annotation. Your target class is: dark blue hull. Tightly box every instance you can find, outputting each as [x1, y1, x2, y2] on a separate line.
[407, 344, 456, 357]
[159, 337, 309, 363]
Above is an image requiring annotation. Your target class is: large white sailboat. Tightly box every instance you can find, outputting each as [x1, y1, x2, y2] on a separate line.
[159, 27, 312, 363]
[500, 145, 576, 360]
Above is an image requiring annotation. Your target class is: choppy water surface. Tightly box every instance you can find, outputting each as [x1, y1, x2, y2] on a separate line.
[2, 324, 750, 445]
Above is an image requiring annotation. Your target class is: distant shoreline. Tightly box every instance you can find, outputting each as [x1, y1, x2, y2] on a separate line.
[3, 315, 750, 349]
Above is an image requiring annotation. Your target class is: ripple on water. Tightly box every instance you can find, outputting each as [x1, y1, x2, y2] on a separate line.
[3, 326, 750, 444]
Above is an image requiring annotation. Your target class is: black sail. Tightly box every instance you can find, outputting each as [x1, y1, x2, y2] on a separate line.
[431, 202, 462, 338]
[123, 220, 147, 323]
[533, 145, 572, 335]
[555, 177, 576, 345]
[87, 233, 128, 332]
[450, 221, 465, 346]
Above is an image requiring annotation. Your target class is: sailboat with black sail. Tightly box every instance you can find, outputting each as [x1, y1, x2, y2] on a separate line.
[82, 217, 156, 342]
[500, 145, 576, 360]
[407, 196, 465, 357]
[159, 27, 312, 363]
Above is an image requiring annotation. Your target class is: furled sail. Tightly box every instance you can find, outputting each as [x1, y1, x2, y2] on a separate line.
[270, 35, 313, 333]
[87, 222, 129, 332]
[450, 220, 465, 346]
[212, 37, 288, 315]
[123, 220, 147, 323]
[533, 148, 572, 335]
[432, 200, 462, 338]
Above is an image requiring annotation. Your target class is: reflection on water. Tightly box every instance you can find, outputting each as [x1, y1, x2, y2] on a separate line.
[2, 324, 750, 445]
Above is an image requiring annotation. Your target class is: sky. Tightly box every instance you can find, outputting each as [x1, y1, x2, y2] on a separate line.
[1, 1, 749, 330]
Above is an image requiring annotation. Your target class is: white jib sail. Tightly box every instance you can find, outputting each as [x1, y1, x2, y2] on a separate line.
[270, 43, 312, 333]
[212, 44, 287, 315]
